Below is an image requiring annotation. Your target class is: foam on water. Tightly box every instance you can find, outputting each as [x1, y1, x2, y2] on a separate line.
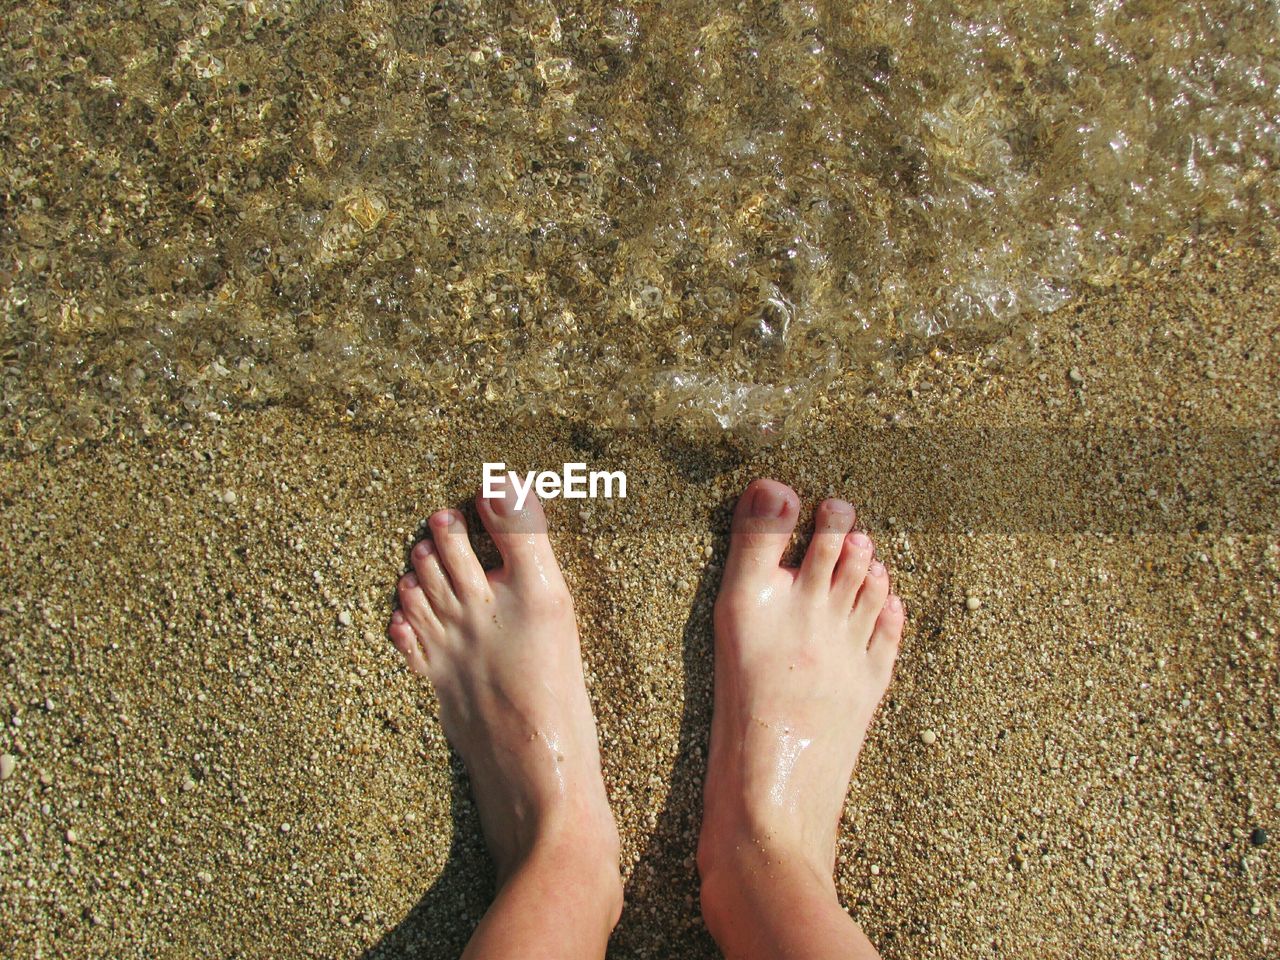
[2, 0, 1277, 447]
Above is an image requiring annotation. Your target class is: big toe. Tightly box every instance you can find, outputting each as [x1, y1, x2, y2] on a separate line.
[476, 477, 562, 582]
[722, 479, 800, 583]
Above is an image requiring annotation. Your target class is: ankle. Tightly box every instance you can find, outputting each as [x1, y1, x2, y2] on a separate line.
[698, 801, 835, 887]
[698, 836, 839, 950]
[487, 789, 619, 873]
[698, 826, 836, 918]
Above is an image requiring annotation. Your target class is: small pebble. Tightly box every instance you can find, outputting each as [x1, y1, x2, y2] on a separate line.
[921, 729, 938, 746]
[965, 596, 982, 611]
[0, 753, 15, 781]
[1251, 827, 1268, 847]
[870, 864, 880, 876]
[65, 829, 78, 844]
[222, 489, 237, 505]
[1068, 367, 1084, 385]
[338, 610, 353, 627]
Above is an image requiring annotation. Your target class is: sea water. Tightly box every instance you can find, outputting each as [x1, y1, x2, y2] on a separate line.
[2, 0, 1277, 447]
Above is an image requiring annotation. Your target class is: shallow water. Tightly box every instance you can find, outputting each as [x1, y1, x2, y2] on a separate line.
[2, 0, 1277, 446]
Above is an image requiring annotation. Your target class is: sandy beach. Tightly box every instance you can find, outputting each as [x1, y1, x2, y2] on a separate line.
[0, 230, 1276, 958]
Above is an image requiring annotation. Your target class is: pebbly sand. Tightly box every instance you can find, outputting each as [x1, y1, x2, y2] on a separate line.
[1, 231, 1278, 959]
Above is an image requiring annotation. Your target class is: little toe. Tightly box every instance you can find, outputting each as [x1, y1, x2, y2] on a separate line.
[832, 530, 873, 605]
[798, 498, 855, 591]
[476, 478, 563, 586]
[722, 479, 800, 585]
[850, 558, 890, 637]
[868, 594, 905, 674]
[429, 509, 488, 598]
[411, 539, 457, 613]
[387, 610, 429, 676]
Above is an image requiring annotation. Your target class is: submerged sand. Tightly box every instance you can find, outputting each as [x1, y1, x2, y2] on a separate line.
[1, 233, 1277, 958]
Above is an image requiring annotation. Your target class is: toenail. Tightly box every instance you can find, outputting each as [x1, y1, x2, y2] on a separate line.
[390, 610, 404, 624]
[413, 540, 432, 557]
[850, 531, 871, 547]
[889, 595, 902, 612]
[870, 561, 885, 577]
[403, 572, 419, 589]
[751, 485, 787, 517]
[434, 510, 455, 526]
[826, 499, 852, 515]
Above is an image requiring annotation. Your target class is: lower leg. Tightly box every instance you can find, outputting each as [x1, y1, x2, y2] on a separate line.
[463, 830, 621, 960]
[699, 480, 904, 960]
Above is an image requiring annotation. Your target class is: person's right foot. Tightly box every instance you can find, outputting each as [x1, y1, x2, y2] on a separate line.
[698, 479, 905, 894]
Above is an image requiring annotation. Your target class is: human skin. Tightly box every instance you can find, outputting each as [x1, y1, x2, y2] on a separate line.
[386, 478, 902, 959]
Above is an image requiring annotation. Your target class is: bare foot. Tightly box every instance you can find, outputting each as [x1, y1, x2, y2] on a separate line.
[387, 481, 620, 893]
[698, 478, 904, 896]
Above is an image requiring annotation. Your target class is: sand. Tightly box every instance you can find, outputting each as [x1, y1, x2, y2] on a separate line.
[1, 231, 1277, 958]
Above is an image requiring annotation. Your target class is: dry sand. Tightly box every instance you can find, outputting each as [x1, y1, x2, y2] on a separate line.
[1, 232, 1277, 958]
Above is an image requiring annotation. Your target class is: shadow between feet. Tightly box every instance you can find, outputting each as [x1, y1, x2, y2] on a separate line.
[608, 530, 725, 958]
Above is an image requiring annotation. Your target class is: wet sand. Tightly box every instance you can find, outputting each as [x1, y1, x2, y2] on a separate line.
[1, 232, 1277, 958]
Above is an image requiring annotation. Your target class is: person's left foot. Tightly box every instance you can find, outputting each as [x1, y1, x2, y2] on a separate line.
[387, 480, 620, 886]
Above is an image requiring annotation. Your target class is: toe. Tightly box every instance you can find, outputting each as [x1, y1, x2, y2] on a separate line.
[798, 498, 855, 591]
[850, 559, 890, 637]
[429, 509, 488, 597]
[397, 570, 440, 636]
[832, 530, 873, 605]
[410, 539, 458, 614]
[388, 609, 429, 676]
[722, 479, 800, 583]
[868, 593, 905, 674]
[476, 478, 563, 586]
